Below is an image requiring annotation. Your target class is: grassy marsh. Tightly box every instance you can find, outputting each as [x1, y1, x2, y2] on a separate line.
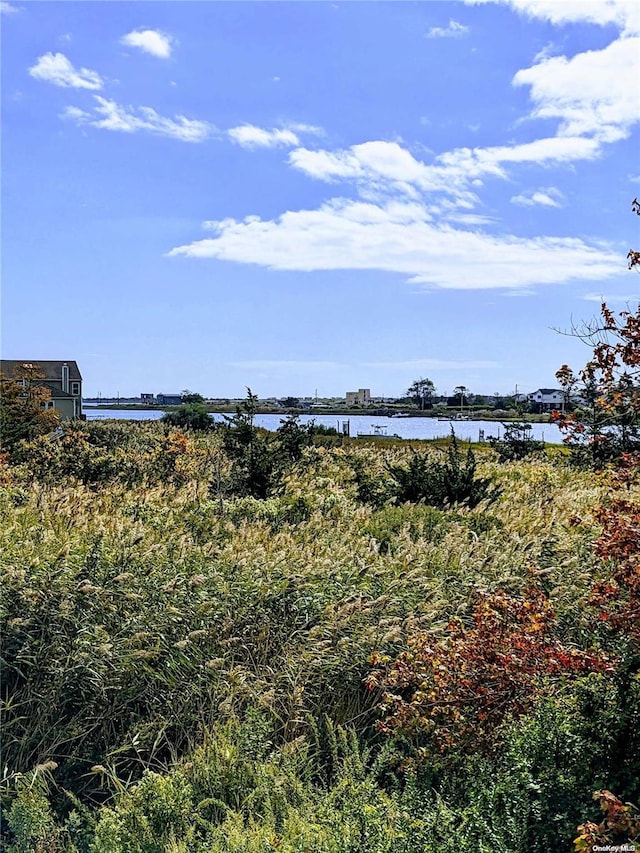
[1, 421, 638, 852]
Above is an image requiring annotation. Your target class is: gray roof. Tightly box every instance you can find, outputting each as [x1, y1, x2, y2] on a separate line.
[1, 360, 82, 382]
[42, 382, 75, 399]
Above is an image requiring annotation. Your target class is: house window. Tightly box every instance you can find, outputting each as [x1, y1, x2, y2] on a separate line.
[71, 382, 80, 395]
[40, 400, 55, 409]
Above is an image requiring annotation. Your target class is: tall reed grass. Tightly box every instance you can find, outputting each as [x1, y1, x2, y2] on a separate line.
[1, 423, 637, 851]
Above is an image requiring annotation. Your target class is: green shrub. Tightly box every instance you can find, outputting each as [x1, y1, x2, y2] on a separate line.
[4, 771, 61, 853]
[162, 403, 213, 431]
[387, 433, 498, 508]
[488, 422, 546, 462]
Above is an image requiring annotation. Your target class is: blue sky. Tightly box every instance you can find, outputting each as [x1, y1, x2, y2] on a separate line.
[2, 0, 639, 399]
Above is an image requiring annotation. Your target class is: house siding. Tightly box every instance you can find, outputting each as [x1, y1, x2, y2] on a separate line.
[1, 360, 83, 420]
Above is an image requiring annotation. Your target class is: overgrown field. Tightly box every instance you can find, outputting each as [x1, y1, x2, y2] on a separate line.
[1, 420, 639, 852]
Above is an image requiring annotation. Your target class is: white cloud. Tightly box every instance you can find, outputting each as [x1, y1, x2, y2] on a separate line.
[289, 137, 599, 211]
[62, 96, 215, 142]
[511, 187, 564, 207]
[228, 125, 300, 149]
[62, 105, 91, 122]
[1, 2, 21, 14]
[464, 0, 640, 35]
[287, 122, 324, 136]
[227, 123, 321, 149]
[447, 213, 498, 225]
[513, 36, 640, 143]
[584, 293, 640, 303]
[289, 147, 363, 180]
[167, 0, 636, 296]
[426, 19, 470, 38]
[120, 28, 174, 59]
[29, 52, 103, 90]
[168, 198, 622, 291]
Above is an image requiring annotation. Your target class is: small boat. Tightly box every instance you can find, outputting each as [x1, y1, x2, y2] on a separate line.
[356, 424, 401, 439]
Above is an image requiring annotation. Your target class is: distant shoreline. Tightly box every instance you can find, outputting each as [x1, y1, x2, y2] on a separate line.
[83, 403, 553, 423]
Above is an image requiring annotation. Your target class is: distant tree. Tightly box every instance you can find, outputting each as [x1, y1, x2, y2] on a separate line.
[492, 394, 510, 410]
[513, 394, 532, 416]
[406, 378, 436, 410]
[221, 388, 274, 498]
[180, 390, 204, 404]
[280, 396, 300, 409]
[163, 402, 212, 430]
[0, 363, 59, 452]
[555, 364, 576, 414]
[448, 385, 471, 408]
[275, 414, 314, 462]
[488, 422, 546, 462]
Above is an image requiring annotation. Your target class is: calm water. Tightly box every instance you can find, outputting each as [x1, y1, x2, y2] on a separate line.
[84, 408, 564, 444]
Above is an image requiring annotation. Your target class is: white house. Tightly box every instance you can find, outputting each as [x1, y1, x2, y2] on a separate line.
[527, 388, 563, 412]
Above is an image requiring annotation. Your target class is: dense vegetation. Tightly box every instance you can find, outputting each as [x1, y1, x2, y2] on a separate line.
[1, 405, 639, 852]
[3, 274, 640, 850]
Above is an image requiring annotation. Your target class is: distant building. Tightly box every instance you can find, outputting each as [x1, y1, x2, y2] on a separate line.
[140, 393, 155, 405]
[346, 388, 371, 405]
[156, 393, 182, 406]
[1, 359, 83, 420]
[528, 388, 563, 413]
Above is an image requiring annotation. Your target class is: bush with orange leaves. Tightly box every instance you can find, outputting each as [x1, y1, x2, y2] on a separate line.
[574, 789, 640, 853]
[591, 496, 640, 648]
[366, 586, 613, 755]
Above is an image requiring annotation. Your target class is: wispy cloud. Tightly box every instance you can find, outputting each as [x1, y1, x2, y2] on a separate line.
[584, 293, 640, 303]
[168, 198, 622, 291]
[510, 187, 564, 207]
[1, 1, 21, 14]
[288, 137, 598, 212]
[62, 96, 215, 142]
[228, 125, 300, 149]
[502, 289, 536, 297]
[29, 52, 103, 90]
[120, 28, 174, 59]
[227, 123, 322, 149]
[426, 19, 470, 38]
[447, 213, 498, 226]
